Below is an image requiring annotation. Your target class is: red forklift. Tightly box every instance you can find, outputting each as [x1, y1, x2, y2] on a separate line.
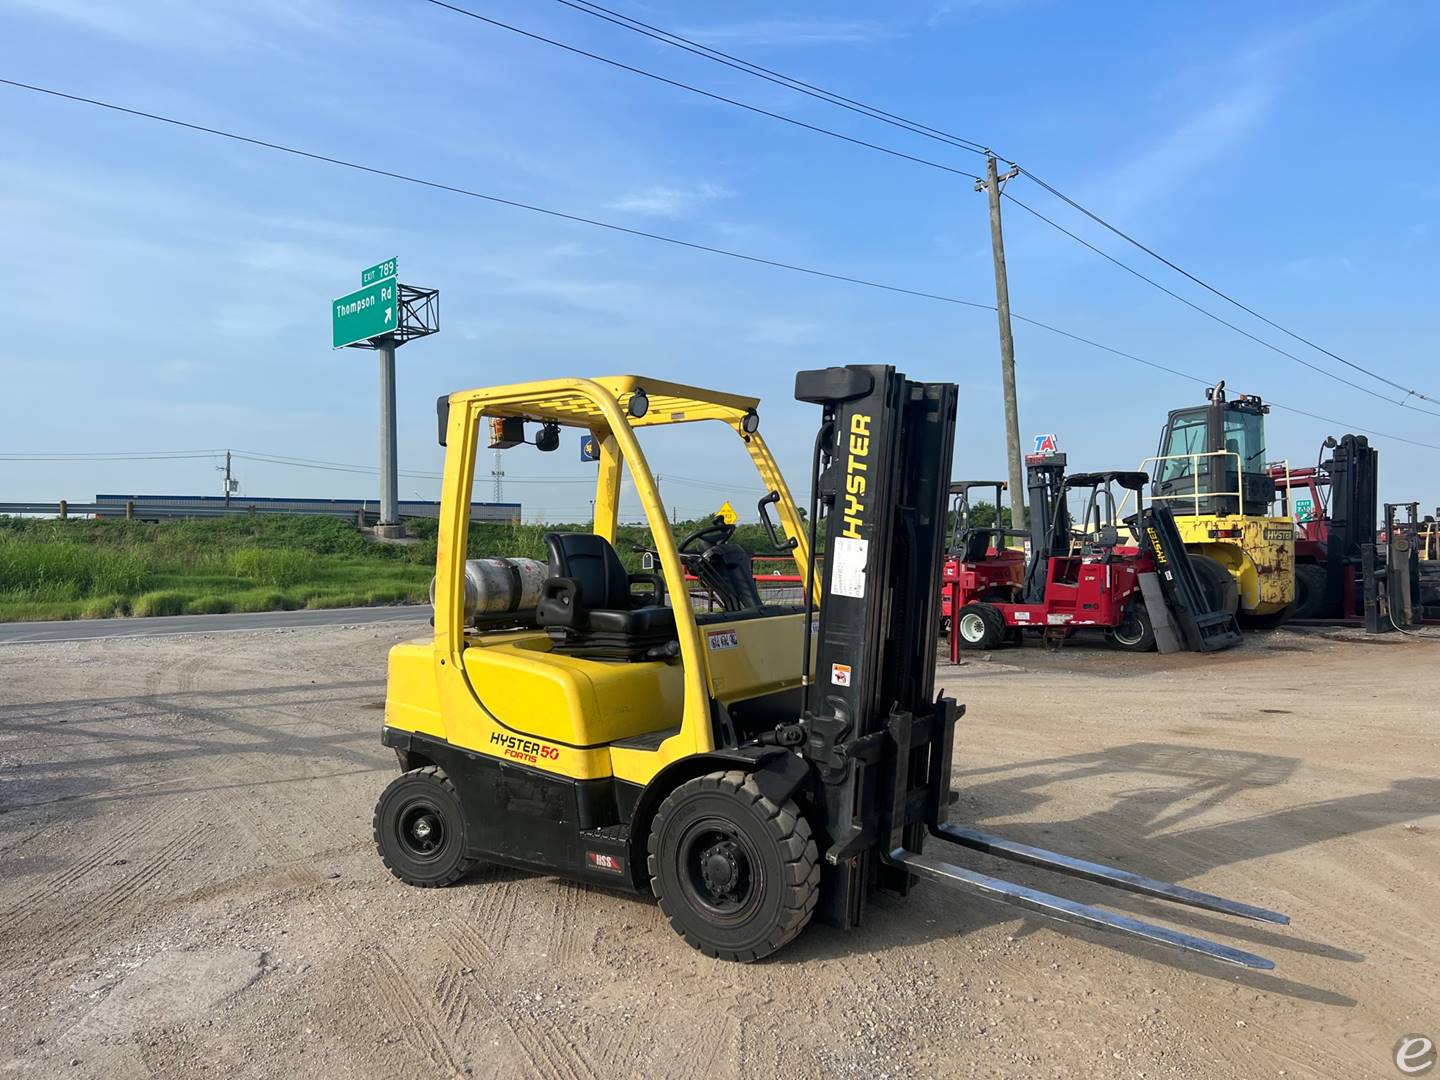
[948, 452, 1241, 658]
[939, 480, 1025, 636]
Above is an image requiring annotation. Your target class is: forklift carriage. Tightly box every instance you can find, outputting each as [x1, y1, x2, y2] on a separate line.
[374, 368, 1286, 968]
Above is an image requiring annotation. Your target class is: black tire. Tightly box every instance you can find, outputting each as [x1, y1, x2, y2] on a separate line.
[1190, 554, 1240, 616]
[647, 770, 819, 963]
[374, 766, 476, 888]
[954, 602, 1006, 650]
[1107, 600, 1156, 652]
[1239, 604, 1293, 630]
[1293, 563, 1329, 620]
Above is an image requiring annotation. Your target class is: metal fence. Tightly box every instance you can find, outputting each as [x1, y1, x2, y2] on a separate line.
[0, 496, 521, 524]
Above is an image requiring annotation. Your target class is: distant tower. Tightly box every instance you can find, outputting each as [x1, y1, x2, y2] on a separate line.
[491, 450, 504, 503]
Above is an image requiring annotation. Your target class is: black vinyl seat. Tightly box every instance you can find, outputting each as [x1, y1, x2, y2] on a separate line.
[536, 533, 679, 661]
[958, 528, 994, 565]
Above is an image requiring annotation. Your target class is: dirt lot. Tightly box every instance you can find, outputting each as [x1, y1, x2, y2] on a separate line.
[1, 622, 1437, 1079]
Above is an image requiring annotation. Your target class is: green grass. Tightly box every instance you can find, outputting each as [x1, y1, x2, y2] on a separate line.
[0, 512, 800, 622]
[0, 515, 435, 623]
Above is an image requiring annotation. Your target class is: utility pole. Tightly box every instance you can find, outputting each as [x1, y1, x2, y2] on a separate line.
[977, 153, 1025, 529]
[378, 340, 400, 531]
[217, 450, 237, 507]
[491, 450, 505, 504]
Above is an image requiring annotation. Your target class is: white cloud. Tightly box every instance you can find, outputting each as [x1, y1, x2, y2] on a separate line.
[606, 182, 733, 219]
[1072, 8, 1369, 220]
[4, 0, 344, 48]
[1094, 82, 1273, 218]
[928, 0, 1036, 27]
[1282, 255, 1354, 279]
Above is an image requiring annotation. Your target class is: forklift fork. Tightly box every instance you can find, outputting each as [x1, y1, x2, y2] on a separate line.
[880, 703, 1289, 970]
[880, 821, 1287, 970]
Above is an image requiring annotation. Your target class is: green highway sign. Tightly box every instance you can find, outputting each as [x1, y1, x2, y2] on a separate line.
[332, 278, 397, 348]
[361, 257, 397, 287]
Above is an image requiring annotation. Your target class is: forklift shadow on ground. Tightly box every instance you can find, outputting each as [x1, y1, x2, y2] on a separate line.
[764, 754, 1438, 1008]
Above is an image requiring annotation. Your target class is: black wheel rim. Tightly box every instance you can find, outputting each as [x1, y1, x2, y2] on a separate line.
[397, 798, 446, 861]
[677, 817, 762, 921]
[1113, 607, 1145, 646]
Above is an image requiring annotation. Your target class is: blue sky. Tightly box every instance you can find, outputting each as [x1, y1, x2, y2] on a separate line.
[2, 0, 1437, 520]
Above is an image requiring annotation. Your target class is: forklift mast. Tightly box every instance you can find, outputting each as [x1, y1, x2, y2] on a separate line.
[1023, 452, 1069, 603]
[794, 365, 958, 928]
[1324, 435, 1378, 612]
[794, 369, 1280, 963]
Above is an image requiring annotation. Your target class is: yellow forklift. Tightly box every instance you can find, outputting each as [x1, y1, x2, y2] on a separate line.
[373, 369, 1287, 966]
[1150, 381, 1295, 626]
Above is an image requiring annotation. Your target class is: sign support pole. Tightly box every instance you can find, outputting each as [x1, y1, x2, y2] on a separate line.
[378, 339, 400, 534]
[332, 259, 440, 538]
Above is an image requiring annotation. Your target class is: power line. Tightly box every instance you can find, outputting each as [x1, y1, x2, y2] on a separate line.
[2, 78, 1436, 458]
[521, 0, 1436, 410]
[233, 450, 594, 483]
[0, 79, 994, 312]
[543, 0, 990, 156]
[419, 0, 982, 182]
[1016, 167, 1440, 408]
[1000, 190, 1440, 419]
[0, 450, 223, 461]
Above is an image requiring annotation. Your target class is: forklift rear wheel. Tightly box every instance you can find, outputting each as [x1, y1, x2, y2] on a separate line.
[1293, 563, 1328, 620]
[647, 770, 819, 963]
[1190, 555, 1240, 616]
[955, 603, 1006, 650]
[374, 766, 476, 888]
[1107, 601, 1156, 652]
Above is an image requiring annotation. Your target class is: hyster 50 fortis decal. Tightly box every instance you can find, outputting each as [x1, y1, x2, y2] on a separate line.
[489, 731, 561, 765]
[842, 412, 872, 539]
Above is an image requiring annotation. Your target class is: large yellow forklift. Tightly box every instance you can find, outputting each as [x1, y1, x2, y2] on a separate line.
[1150, 381, 1296, 626]
[374, 368, 1287, 966]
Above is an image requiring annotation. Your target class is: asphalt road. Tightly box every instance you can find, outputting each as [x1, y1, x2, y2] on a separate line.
[0, 605, 431, 645]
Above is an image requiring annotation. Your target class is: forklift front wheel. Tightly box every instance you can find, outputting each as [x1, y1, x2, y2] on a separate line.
[373, 766, 476, 888]
[647, 770, 819, 963]
[955, 603, 1006, 650]
[1190, 554, 1240, 617]
[1106, 601, 1156, 652]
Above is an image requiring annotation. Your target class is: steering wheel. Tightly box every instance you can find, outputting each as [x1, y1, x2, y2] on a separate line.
[679, 517, 737, 554]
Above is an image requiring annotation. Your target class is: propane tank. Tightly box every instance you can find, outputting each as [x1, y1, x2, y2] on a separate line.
[431, 558, 547, 620]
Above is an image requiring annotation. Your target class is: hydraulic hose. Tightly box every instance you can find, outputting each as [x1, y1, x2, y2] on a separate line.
[800, 417, 833, 716]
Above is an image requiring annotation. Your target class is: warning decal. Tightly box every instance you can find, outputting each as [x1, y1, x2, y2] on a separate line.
[831, 662, 852, 687]
[707, 629, 739, 651]
[830, 536, 868, 599]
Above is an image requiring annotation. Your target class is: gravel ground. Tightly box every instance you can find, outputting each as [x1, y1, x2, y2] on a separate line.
[1, 623, 1436, 1078]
